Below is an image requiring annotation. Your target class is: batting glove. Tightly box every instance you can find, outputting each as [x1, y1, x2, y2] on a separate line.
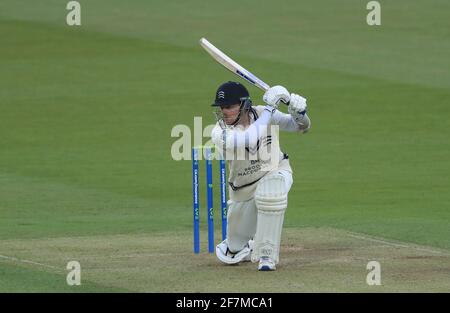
[263, 86, 290, 112]
[288, 93, 307, 122]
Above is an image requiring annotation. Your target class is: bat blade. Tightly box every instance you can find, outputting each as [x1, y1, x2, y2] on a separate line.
[199, 38, 270, 91]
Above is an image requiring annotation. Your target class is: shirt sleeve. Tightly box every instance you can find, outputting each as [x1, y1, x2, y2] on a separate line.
[271, 109, 311, 132]
[211, 107, 273, 153]
[270, 109, 300, 131]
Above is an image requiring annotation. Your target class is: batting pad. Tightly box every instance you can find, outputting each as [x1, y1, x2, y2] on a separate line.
[252, 173, 287, 264]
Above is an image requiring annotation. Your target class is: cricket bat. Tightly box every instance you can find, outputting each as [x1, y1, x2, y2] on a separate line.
[199, 38, 271, 92]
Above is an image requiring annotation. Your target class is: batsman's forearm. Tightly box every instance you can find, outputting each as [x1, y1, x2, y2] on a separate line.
[271, 110, 310, 133]
[297, 113, 311, 133]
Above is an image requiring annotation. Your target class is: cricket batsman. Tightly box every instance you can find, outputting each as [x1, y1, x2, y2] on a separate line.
[211, 81, 311, 271]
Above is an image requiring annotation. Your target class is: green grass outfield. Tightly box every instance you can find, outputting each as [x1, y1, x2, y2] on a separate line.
[1, 0, 449, 292]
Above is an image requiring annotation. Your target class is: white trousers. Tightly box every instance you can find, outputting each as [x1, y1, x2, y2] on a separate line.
[226, 170, 293, 253]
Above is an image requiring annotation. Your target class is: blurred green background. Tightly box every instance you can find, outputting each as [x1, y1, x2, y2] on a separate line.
[0, 0, 449, 291]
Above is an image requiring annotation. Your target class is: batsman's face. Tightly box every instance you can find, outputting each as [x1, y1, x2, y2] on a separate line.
[221, 104, 241, 125]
